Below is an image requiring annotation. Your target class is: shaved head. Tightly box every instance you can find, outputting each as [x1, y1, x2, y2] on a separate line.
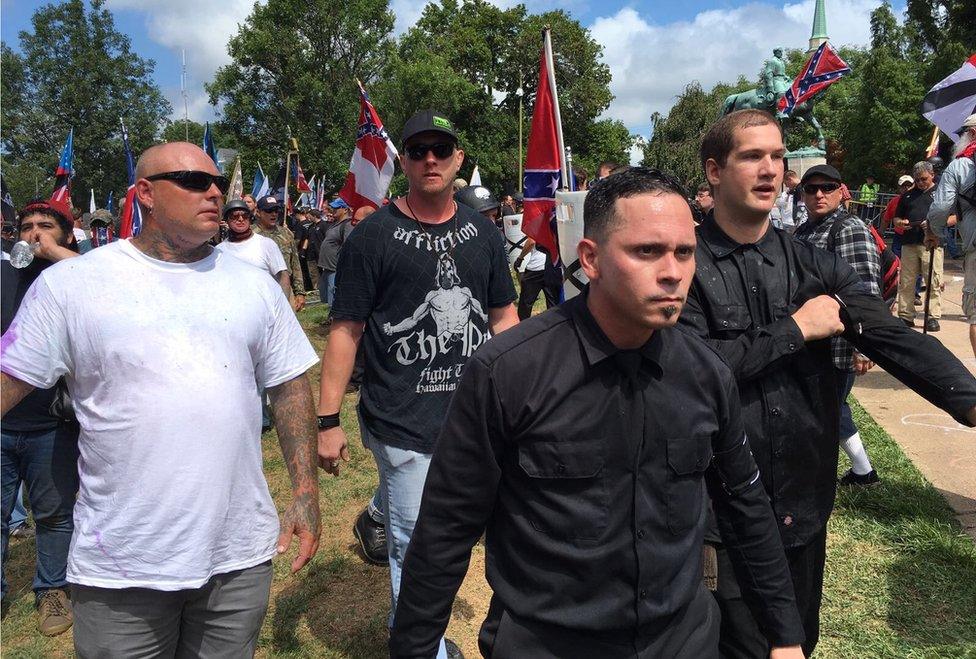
[135, 142, 218, 180]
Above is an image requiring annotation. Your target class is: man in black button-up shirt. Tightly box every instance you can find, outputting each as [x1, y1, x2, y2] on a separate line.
[680, 110, 976, 658]
[391, 170, 805, 658]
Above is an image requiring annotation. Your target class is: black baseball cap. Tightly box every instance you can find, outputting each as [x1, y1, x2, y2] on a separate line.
[401, 110, 458, 146]
[256, 195, 281, 212]
[800, 164, 843, 185]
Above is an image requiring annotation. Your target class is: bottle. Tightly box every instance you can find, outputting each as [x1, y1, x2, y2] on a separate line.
[9, 240, 38, 269]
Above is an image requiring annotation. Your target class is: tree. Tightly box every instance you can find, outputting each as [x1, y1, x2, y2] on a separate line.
[207, 0, 397, 195]
[1, 0, 171, 208]
[374, 0, 628, 193]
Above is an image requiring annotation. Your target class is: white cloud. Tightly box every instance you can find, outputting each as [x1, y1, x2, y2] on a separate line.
[591, 0, 883, 137]
[107, 0, 254, 122]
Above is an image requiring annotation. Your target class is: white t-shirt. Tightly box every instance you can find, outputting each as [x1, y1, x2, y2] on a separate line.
[0, 239, 319, 590]
[214, 234, 287, 279]
[523, 247, 547, 272]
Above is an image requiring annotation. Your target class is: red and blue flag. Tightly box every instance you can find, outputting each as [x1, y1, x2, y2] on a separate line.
[118, 118, 143, 238]
[338, 84, 398, 210]
[778, 42, 851, 115]
[522, 50, 563, 264]
[50, 129, 74, 206]
[203, 122, 219, 167]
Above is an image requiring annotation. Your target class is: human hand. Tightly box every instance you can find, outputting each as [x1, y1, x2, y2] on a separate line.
[853, 353, 874, 375]
[894, 218, 910, 229]
[292, 295, 306, 312]
[791, 295, 845, 341]
[770, 646, 804, 659]
[32, 232, 75, 262]
[923, 232, 941, 249]
[317, 426, 350, 476]
[382, 322, 394, 335]
[277, 493, 321, 573]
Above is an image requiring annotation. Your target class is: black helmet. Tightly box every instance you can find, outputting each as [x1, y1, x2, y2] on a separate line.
[455, 185, 500, 214]
[222, 199, 251, 219]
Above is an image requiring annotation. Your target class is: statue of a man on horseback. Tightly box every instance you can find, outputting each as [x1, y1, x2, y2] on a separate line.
[721, 47, 828, 151]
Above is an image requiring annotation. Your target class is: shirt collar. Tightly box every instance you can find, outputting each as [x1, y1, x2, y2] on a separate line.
[698, 212, 780, 265]
[567, 293, 665, 378]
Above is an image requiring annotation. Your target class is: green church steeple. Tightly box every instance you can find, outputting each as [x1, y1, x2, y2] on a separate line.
[809, 0, 828, 52]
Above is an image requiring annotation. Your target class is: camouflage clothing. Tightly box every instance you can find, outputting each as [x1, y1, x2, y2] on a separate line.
[254, 224, 305, 296]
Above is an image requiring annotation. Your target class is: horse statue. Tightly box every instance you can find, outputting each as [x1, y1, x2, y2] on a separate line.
[721, 87, 828, 152]
[720, 48, 828, 151]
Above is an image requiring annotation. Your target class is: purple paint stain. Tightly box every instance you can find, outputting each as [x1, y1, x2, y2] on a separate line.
[0, 320, 18, 357]
[93, 530, 131, 578]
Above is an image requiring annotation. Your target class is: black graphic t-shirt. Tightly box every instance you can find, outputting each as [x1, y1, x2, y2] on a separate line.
[331, 202, 517, 453]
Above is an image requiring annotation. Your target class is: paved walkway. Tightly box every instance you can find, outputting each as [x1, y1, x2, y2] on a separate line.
[853, 258, 976, 540]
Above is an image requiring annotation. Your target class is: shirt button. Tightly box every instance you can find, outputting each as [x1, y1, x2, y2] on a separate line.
[788, 342, 797, 351]
[557, 464, 566, 474]
[639, 590, 647, 599]
[722, 320, 729, 327]
[771, 408, 782, 417]
[751, 285, 759, 294]
[637, 529, 645, 539]
[783, 515, 794, 526]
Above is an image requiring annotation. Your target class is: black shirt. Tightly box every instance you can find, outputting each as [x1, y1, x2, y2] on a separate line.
[895, 187, 935, 245]
[330, 203, 516, 453]
[1, 259, 60, 431]
[680, 214, 976, 548]
[390, 294, 804, 657]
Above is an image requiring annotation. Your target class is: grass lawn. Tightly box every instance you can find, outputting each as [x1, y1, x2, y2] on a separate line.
[2, 303, 974, 657]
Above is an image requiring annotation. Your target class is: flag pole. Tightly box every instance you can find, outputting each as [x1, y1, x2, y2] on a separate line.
[924, 125, 941, 159]
[543, 27, 569, 191]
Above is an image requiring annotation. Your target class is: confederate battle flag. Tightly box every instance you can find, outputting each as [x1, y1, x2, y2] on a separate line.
[778, 42, 851, 115]
[118, 118, 143, 238]
[521, 46, 564, 264]
[338, 84, 398, 210]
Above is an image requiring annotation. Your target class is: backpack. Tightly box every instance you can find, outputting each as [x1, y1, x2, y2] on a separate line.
[827, 216, 900, 305]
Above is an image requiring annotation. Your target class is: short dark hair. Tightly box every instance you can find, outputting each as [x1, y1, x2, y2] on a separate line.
[599, 161, 619, 171]
[700, 109, 782, 171]
[583, 167, 689, 241]
[696, 182, 711, 194]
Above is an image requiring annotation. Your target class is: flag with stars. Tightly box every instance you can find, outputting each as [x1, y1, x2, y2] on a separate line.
[50, 129, 74, 206]
[118, 118, 143, 239]
[778, 42, 850, 115]
[522, 49, 564, 263]
[338, 83, 398, 210]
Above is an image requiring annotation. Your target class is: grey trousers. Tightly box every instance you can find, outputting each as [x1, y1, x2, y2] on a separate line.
[71, 560, 273, 659]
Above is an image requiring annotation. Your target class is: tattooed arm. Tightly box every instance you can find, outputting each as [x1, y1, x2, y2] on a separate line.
[267, 373, 321, 573]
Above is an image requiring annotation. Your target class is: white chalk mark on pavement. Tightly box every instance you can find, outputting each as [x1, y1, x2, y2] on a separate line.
[901, 413, 976, 434]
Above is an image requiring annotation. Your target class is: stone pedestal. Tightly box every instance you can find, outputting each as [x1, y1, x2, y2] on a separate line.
[786, 146, 827, 179]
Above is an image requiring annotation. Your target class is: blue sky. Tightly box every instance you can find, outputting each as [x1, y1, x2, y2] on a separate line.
[3, 0, 896, 158]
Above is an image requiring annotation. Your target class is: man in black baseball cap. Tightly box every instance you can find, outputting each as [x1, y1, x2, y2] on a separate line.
[400, 109, 459, 146]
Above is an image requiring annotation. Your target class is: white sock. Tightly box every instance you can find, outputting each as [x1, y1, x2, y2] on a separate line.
[840, 432, 873, 475]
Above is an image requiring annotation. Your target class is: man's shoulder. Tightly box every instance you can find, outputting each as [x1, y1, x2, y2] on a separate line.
[669, 324, 735, 382]
[471, 306, 573, 368]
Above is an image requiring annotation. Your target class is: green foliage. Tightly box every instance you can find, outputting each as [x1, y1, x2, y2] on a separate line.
[206, 0, 397, 194]
[0, 0, 171, 209]
[642, 2, 969, 190]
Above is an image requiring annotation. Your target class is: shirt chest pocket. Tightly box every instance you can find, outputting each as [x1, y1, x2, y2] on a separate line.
[517, 441, 608, 543]
[707, 303, 751, 336]
[667, 437, 712, 536]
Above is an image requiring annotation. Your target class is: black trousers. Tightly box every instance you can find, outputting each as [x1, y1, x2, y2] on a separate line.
[712, 525, 827, 658]
[478, 585, 719, 659]
[517, 269, 559, 321]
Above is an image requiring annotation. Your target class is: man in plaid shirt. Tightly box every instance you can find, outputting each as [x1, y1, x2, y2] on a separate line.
[793, 164, 882, 486]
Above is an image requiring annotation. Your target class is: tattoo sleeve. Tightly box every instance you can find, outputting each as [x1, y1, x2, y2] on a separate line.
[267, 374, 320, 527]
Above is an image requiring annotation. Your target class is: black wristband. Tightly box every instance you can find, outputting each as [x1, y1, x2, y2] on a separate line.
[317, 413, 340, 430]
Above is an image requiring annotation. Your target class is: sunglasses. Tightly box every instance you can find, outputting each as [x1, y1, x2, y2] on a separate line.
[802, 182, 841, 195]
[405, 142, 455, 161]
[145, 170, 230, 194]
[226, 211, 251, 221]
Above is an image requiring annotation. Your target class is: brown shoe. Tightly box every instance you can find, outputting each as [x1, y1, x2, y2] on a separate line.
[36, 588, 72, 637]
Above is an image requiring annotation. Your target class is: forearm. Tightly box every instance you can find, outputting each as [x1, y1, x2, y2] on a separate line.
[277, 272, 291, 300]
[268, 375, 320, 514]
[709, 477, 805, 647]
[488, 304, 519, 335]
[1, 372, 36, 418]
[318, 320, 363, 414]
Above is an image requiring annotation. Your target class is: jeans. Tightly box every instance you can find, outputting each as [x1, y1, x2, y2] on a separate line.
[835, 369, 857, 439]
[362, 426, 448, 659]
[9, 485, 28, 530]
[945, 226, 961, 259]
[318, 270, 336, 306]
[1, 424, 80, 598]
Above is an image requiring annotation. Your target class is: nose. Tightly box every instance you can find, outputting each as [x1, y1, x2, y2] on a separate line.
[658, 252, 683, 284]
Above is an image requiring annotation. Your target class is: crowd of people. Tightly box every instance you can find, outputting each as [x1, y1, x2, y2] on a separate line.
[1, 108, 976, 659]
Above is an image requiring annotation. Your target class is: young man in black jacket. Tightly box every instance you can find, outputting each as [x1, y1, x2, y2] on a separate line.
[679, 109, 976, 658]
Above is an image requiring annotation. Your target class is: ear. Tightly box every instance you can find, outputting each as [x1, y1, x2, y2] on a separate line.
[704, 158, 721, 188]
[455, 148, 465, 170]
[135, 178, 155, 211]
[578, 237, 599, 281]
